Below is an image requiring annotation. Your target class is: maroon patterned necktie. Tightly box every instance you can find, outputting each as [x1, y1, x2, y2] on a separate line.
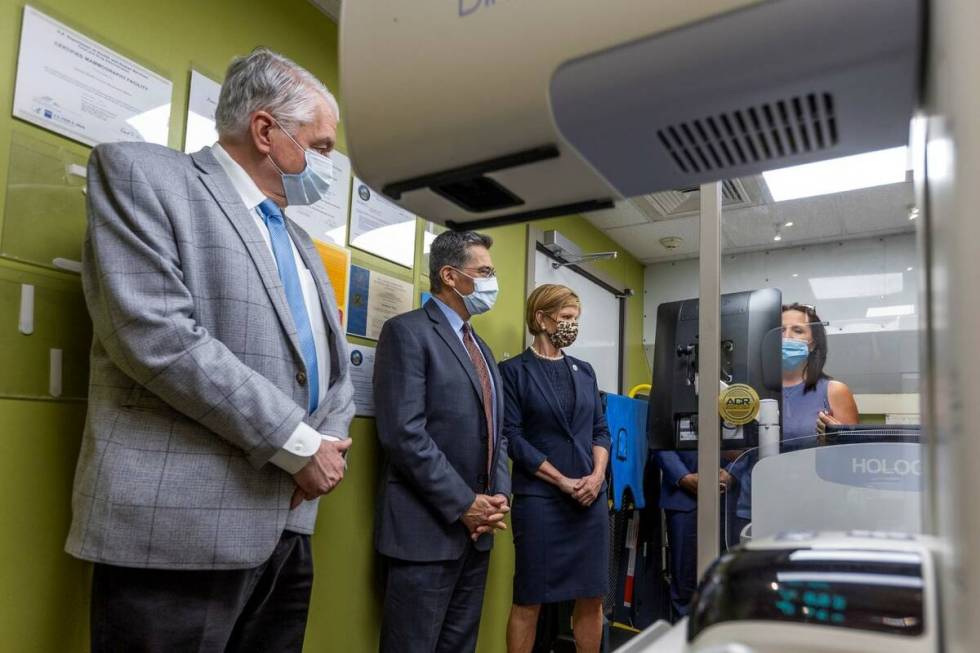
[461, 323, 494, 485]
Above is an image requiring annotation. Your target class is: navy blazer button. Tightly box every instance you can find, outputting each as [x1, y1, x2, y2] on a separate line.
[477, 474, 488, 486]
[296, 371, 307, 385]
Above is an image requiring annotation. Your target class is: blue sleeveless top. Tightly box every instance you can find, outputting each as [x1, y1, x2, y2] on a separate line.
[733, 377, 831, 518]
[782, 377, 831, 448]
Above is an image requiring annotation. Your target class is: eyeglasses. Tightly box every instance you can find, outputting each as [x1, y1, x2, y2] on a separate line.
[458, 266, 496, 278]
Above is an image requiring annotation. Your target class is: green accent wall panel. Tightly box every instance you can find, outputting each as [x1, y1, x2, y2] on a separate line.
[0, 399, 90, 653]
[2, 131, 88, 271]
[0, 267, 90, 400]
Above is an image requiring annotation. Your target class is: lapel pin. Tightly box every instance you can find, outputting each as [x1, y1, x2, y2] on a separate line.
[572, 364, 578, 371]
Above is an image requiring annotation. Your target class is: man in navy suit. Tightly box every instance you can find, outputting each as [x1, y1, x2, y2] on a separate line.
[655, 451, 734, 616]
[374, 230, 511, 653]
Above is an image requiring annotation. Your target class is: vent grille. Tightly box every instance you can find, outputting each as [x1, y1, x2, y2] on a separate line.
[632, 177, 762, 220]
[656, 93, 838, 175]
[674, 180, 748, 203]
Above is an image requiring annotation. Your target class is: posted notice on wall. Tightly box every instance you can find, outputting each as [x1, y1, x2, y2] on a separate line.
[348, 345, 376, 417]
[312, 239, 351, 330]
[349, 177, 417, 269]
[13, 6, 173, 147]
[287, 151, 352, 247]
[184, 69, 220, 153]
[346, 264, 413, 340]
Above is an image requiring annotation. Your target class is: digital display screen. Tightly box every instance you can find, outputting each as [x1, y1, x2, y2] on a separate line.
[771, 580, 850, 624]
[688, 547, 924, 639]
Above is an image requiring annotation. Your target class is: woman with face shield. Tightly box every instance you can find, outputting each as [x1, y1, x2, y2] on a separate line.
[730, 303, 860, 539]
[500, 284, 611, 653]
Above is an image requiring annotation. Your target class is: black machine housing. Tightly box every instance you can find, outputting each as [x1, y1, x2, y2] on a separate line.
[648, 288, 782, 451]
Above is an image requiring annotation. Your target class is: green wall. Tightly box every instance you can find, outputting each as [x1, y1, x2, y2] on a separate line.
[0, 2, 648, 651]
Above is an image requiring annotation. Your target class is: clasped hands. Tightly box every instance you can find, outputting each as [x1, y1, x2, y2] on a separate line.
[462, 494, 511, 542]
[290, 438, 353, 509]
[558, 472, 603, 507]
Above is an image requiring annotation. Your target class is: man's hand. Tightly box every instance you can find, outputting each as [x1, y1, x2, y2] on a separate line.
[290, 438, 354, 509]
[679, 473, 699, 496]
[719, 468, 734, 494]
[571, 473, 604, 507]
[462, 494, 510, 541]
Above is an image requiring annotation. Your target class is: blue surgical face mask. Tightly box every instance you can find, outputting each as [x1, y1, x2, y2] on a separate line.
[782, 338, 810, 372]
[268, 123, 334, 206]
[452, 269, 498, 316]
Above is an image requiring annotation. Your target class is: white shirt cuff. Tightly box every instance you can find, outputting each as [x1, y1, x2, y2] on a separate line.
[269, 422, 322, 475]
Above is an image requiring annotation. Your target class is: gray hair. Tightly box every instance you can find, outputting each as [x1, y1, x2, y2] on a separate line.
[215, 48, 340, 139]
[429, 230, 494, 293]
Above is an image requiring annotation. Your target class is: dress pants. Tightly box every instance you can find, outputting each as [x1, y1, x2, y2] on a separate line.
[90, 531, 313, 653]
[665, 509, 698, 617]
[666, 500, 742, 618]
[380, 546, 491, 653]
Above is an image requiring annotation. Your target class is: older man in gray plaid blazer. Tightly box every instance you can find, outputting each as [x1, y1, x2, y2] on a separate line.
[66, 49, 355, 652]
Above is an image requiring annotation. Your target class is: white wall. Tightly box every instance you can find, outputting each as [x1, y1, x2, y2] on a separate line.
[643, 233, 919, 397]
[533, 250, 622, 393]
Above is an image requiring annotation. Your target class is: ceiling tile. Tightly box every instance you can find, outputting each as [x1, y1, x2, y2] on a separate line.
[585, 201, 648, 230]
[593, 180, 915, 262]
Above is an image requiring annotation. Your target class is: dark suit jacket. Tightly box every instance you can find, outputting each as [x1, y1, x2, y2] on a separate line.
[373, 299, 510, 562]
[500, 349, 610, 497]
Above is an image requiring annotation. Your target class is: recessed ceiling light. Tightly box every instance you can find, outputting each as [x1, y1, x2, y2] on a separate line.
[907, 266, 914, 272]
[763, 146, 909, 202]
[866, 304, 915, 318]
[784, 221, 795, 227]
[809, 273, 904, 299]
[773, 234, 782, 242]
[792, 273, 799, 278]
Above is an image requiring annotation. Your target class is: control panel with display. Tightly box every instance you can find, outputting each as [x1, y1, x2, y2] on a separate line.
[688, 545, 925, 639]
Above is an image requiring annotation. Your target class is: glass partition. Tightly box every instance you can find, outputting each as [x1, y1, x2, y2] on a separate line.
[723, 317, 921, 548]
[639, 151, 920, 622]
[717, 158, 920, 547]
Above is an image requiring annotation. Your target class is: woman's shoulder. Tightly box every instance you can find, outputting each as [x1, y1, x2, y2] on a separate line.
[498, 351, 529, 375]
[826, 378, 853, 398]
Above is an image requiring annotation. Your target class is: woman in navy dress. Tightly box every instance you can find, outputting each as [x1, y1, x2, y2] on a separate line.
[501, 284, 611, 653]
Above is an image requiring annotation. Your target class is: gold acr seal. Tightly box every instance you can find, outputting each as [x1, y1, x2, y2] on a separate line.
[718, 383, 760, 425]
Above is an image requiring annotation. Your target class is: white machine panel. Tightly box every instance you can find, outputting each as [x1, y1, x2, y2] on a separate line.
[752, 442, 922, 538]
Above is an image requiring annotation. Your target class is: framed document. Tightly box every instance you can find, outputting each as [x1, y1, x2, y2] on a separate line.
[184, 69, 221, 153]
[346, 265, 413, 340]
[13, 6, 173, 147]
[347, 345, 376, 417]
[349, 177, 417, 268]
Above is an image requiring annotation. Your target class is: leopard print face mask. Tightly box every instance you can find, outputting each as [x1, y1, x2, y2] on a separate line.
[548, 318, 579, 349]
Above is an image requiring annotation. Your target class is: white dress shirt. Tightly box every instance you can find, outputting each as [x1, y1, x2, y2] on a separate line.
[212, 143, 335, 474]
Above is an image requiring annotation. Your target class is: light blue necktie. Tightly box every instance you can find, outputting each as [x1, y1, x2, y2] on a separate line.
[257, 199, 319, 413]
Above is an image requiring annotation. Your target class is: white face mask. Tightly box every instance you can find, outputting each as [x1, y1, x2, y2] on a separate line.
[451, 268, 499, 315]
[268, 123, 334, 206]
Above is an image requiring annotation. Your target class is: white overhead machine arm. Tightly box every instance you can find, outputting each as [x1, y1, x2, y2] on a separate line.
[340, 0, 920, 229]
